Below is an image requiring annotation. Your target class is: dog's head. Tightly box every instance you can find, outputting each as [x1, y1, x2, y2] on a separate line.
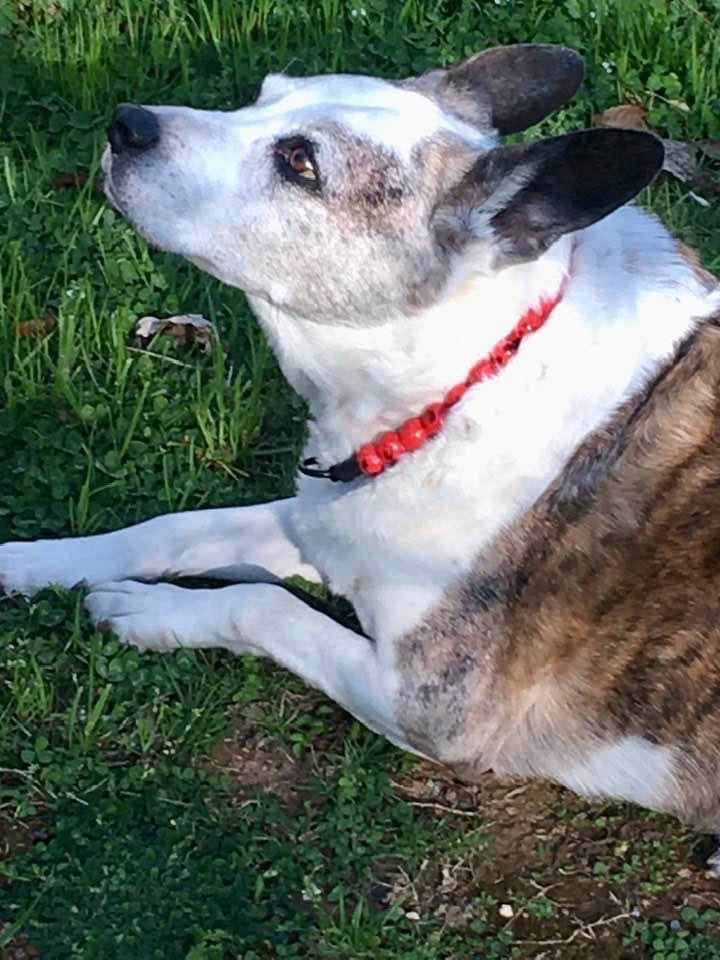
[103, 44, 662, 326]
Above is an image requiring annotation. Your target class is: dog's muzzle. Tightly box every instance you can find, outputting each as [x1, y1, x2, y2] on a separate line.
[108, 104, 160, 155]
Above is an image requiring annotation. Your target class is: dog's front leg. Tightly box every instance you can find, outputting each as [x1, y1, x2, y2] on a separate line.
[0, 498, 320, 596]
[84, 580, 408, 748]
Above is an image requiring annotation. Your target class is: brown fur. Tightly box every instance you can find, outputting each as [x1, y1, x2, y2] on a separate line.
[678, 241, 718, 291]
[398, 317, 720, 830]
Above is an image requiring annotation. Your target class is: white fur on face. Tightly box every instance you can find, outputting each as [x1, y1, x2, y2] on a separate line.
[254, 73, 490, 154]
[103, 73, 491, 311]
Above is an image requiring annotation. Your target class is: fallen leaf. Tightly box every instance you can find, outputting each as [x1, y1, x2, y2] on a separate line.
[134, 313, 216, 353]
[593, 103, 648, 129]
[15, 314, 56, 338]
[594, 103, 719, 195]
[661, 139, 698, 182]
[52, 171, 89, 190]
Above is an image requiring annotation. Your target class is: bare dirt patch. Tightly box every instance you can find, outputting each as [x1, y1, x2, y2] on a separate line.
[0, 816, 53, 884]
[392, 760, 720, 958]
[204, 706, 313, 811]
[0, 929, 40, 960]
[0, 818, 48, 959]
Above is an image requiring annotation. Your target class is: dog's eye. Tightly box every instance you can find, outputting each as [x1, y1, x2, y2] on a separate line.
[288, 145, 314, 178]
[275, 137, 319, 190]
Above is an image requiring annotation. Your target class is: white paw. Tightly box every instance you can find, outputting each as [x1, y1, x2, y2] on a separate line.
[706, 842, 720, 878]
[0, 538, 94, 596]
[84, 580, 213, 651]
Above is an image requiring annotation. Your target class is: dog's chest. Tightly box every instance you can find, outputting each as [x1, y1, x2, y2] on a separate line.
[290, 377, 618, 640]
[293, 474, 486, 638]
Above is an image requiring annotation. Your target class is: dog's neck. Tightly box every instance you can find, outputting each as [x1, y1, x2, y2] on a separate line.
[249, 208, 715, 469]
[250, 238, 572, 455]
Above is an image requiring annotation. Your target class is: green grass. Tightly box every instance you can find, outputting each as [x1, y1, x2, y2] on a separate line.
[1, 1, 720, 957]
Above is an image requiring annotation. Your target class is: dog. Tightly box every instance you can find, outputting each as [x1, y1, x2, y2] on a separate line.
[3, 44, 720, 864]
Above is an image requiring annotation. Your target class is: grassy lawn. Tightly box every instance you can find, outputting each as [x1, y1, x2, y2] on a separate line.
[1, 1, 720, 956]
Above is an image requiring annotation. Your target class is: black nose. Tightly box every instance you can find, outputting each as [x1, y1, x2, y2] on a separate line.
[108, 104, 160, 154]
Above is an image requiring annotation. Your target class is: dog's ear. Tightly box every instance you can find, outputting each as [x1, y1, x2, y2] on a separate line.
[433, 129, 664, 267]
[406, 44, 584, 134]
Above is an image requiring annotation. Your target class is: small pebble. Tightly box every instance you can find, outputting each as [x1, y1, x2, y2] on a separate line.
[499, 903, 514, 919]
[670, 919, 682, 932]
[405, 910, 420, 921]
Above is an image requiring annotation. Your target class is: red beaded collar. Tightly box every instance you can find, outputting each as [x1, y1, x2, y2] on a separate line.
[299, 286, 564, 483]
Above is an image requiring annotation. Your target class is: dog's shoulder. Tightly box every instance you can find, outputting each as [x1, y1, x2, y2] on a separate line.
[396, 315, 720, 789]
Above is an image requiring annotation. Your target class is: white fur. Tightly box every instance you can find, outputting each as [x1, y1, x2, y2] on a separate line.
[254, 73, 492, 156]
[707, 845, 720, 877]
[0, 499, 320, 595]
[552, 736, 678, 808]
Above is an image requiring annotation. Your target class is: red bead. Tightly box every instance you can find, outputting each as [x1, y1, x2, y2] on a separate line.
[491, 342, 513, 366]
[420, 402, 445, 436]
[500, 337, 520, 360]
[443, 382, 467, 408]
[357, 443, 384, 476]
[467, 359, 496, 384]
[350, 293, 564, 482]
[523, 308, 544, 332]
[377, 431, 405, 465]
[398, 417, 426, 452]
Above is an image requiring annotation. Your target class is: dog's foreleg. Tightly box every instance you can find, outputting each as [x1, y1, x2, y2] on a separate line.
[0, 498, 320, 596]
[84, 579, 407, 747]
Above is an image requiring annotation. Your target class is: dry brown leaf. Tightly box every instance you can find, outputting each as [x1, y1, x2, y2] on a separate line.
[15, 314, 56, 338]
[661, 139, 698, 182]
[52, 171, 89, 190]
[594, 103, 718, 193]
[52, 170, 103, 193]
[593, 103, 648, 130]
[134, 313, 216, 353]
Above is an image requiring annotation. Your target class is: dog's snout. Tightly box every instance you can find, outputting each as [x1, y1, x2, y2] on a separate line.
[108, 104, 160, 155]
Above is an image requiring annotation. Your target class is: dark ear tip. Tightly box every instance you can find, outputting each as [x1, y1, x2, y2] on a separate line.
[591, 127, 665, 179]
[482, 44, 586, 135]
[630, 129, 665, 172]
[560, 46, 585, 84]
[510, 43, 585, 83]
[532, 44, 585, 71]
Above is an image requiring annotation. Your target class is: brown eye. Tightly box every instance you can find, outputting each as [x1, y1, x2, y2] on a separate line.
[289, 145, 315, 180]
[275, 137, 320, 190]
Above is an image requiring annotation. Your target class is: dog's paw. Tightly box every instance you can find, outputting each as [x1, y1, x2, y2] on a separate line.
[0, 539, 88, 596]
[706, 839, 720, 878]
[84, 580, 211, 651]
[0, 532, 136, 597]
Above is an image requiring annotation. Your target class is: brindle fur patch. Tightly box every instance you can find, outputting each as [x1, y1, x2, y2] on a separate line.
[398, 316, 720, 831]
